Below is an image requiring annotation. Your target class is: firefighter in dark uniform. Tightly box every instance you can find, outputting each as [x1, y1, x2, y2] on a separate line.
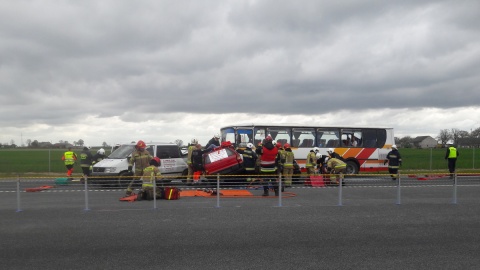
[260, 135, 279, 196]
[384, 144, 402, 180]
[445, 145, 459, 179]
[80, 146, 94, 179]
[237, 143, 257, 182]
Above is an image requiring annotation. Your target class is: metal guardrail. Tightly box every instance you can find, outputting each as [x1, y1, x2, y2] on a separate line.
[1, 172, 479, 212]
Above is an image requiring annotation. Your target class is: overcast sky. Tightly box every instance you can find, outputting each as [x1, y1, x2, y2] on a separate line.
[1, 0, 479, 147]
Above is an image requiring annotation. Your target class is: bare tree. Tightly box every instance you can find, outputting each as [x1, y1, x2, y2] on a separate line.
[397, 136, 413, 148]
[175, 139, 183, 147]
[437, 129, 451, 146]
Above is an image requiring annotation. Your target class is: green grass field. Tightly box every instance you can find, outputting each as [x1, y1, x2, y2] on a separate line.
[0, 147, 479, 176]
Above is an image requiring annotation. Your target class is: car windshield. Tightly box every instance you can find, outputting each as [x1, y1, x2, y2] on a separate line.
[108, 145, 135, 159]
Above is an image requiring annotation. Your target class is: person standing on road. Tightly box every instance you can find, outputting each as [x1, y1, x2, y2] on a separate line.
[190, 143, 207, 185]
[186, 138, 198, 184]
[62, 147, 77, 178]
[281, 143, 295, 187]
[128, 140, 152, 181]
[445, 144, 459, 179]
[260, 135, 279, 196]
[80, 146, 94, 179]
[306, 147, 319, 176]
[237, 143, 258, 182]
[384, 145, 402, 180]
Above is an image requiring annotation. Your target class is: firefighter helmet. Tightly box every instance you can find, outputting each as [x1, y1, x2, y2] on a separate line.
[313, 147, 320, 153]
[276, 142, 282, 148]
[214, 134, 220, 139]
[265, 135, 273, 141]
[136, 140, 146, 149]
[247, 143, 254, 149]
[316, 153, 322, 159]
[328, 148, 334, 153]
[151, 157, 161, 166]
[97, 148, 105, 155]
[392, 145, 397, 149]
[284, 143, 291, 149]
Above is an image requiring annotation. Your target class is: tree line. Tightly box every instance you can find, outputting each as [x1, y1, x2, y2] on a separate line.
[396, 128, 480, 148]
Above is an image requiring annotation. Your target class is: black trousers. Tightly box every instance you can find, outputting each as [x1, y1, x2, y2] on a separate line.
[447, 158, 457, 173]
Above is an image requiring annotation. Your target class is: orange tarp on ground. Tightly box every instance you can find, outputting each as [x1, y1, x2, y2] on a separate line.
[181, 189, 253, 197]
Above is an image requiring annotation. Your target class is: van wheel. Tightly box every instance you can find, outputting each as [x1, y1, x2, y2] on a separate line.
[345, 160, 359, 175]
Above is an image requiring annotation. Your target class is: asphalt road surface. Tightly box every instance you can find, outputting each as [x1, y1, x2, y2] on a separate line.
[1, 176, 480, 270]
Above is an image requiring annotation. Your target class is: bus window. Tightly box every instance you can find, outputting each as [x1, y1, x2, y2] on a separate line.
[236, 129, 253, 148]
[362, 129, 377, 148]
[222, 128, 236, 145]
[317, 129, 340, 148]
[341, 129, 362, 147]
[267, 127, 291, 146]
[376, 129, 387, 148]
[293, 128, 315, 148]
[254, 128, 266, 146]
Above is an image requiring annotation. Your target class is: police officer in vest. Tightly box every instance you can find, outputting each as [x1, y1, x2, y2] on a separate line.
[445, 144, 459, 179]
[62, 147, 78, 178]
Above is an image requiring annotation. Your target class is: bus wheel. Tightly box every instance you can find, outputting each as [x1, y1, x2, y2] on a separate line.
[345, 160, 359, 175]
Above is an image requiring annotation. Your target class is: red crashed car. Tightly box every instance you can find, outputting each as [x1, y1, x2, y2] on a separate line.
[203, 141, 244, 175]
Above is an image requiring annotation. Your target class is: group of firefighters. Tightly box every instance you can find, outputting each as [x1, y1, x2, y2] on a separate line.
[61, 146, 107, 178]
[63, 137, 405, 199]
[185, 134, 355, 196]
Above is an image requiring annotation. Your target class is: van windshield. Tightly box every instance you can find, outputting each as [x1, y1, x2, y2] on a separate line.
[108, 145, 135, 159]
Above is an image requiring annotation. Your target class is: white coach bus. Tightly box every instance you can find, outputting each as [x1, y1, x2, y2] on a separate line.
[220, 123, 395, 174]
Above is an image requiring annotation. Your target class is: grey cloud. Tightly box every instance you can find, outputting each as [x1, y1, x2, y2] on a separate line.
[1, 0, 479, 129]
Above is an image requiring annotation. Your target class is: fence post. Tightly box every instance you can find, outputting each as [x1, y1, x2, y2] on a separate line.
[16, 175, 22, 213]
[84, 175, 90, 211]
[153, 178, 157, 210]
[396, 172, 401, 205]
[452, 172, 457, 204]
[216, 174, 220, 208]
[429, 148, 432, 171]
[338, 174, 343, 206]
[277, 173, 282, 207]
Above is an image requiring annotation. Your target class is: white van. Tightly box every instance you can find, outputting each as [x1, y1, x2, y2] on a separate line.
[91, 142, 188, 187]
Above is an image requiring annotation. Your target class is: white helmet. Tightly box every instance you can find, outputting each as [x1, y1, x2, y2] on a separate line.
[98, 148, 105, 155]
[214, 134, 220, 139]
[392, 145, 397, 149]
[328, 148, 334, 153]
[84, 146, 91, 150]
[313, 147, 320, 153]
[247, 143, 254, 149]
[191, 138, 198, 144]
[316, 153, 322, 159]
